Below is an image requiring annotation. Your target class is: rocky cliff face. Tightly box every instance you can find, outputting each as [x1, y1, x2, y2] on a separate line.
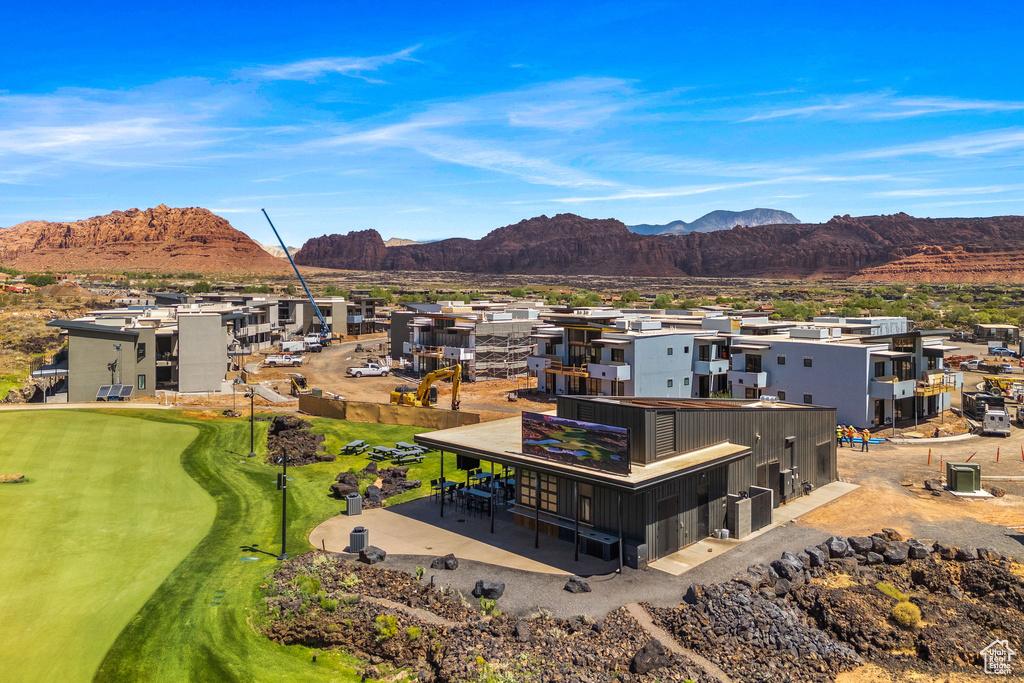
[293, 212, 1024, 281]
[0, 205, 291, 273]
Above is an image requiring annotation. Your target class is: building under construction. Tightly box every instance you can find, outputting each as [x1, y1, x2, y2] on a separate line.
[396, 303, 540, 381]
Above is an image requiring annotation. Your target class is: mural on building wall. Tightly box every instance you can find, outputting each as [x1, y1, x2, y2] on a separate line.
[521, 412, 630, 474]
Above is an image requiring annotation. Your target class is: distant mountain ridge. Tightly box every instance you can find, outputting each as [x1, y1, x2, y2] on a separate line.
[293, 211, 1024, 281]
[628, 208, 800, 235]
[254, 240, 299, 259]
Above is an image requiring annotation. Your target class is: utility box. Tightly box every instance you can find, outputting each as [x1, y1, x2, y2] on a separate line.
[345, 492, 362, 516]
[779, 469, 795, 499]
[624, 541, 648, 570]
[349, 526, 369, 553]
[945, 462, 981, 493]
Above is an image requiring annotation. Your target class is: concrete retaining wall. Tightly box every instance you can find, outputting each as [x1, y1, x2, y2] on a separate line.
[299, 394, 480, 429]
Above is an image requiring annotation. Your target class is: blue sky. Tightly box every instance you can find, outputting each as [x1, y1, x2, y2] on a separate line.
[3, 1, 1024, 246]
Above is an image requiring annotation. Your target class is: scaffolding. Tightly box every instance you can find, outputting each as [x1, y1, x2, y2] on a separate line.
[473, 331, 535, 381]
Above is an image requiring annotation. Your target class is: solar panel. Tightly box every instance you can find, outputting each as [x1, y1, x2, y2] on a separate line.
[96, 385, 113, 399]
[118, 385, 134, 398]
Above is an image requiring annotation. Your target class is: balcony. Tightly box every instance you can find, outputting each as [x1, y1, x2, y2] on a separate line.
[728, 370, 769, 388]
[443, 346, 475, 361]
[409, 344, 444, 358]
[346, 315, 364, 324]
[527, 354, 558, 372]
[916, 371, 962, 397]
[694, 359, 730, 375]
[237, 322, 272, 336]
[870, 377, 917, 400]
[588, 361, 631, 381]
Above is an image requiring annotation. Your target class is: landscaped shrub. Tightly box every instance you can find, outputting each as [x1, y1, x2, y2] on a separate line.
[478, 597, 501, 616]
[293, 574, 321, 597]
[406, 626, 421, 641]
[875, 581, 910, 602]
[890, 601, 921, 629]
[339, 572, 361, 590]
[319, 597, 338, 613]
[374, 614, 399, 641]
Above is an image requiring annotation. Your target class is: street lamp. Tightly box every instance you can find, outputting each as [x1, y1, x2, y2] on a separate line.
[245, 387, 256, 458]
[277, 447, 289, 561]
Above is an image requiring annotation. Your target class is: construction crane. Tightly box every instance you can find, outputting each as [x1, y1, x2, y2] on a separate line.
[390, 364, 462, 410]
[261, 209, 332, 346]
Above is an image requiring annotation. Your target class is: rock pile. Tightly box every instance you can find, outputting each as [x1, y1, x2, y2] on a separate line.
[265, 415, 330, 466]
[1, 382, 43, 404]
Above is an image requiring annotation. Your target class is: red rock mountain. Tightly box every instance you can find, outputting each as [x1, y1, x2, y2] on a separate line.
[0, 205, 291, 274]
[294, 212, 1024, 281]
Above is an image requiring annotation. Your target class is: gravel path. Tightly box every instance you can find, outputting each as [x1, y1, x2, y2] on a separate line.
[624, 602, 733, 683]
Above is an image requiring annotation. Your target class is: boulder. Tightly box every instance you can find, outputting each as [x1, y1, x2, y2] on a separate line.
[933, 543, 957, 560]
[564, 576, 591, 593]
[804, 546, 828, 568]
[359, 545, 386, 565]
[825, 535, 853, 558]
[865, 552, 884, 565]
[362, 461, 378, 474]
[880, 527, 904, 542]
[336, 471, 359, 485]
[883, 542, 910, 565]
[630, 639, 669, 674]
[796, 551, 812, 569]
[329, 481, 359, 498]
[955, 547, 978, 562]
[924, 479, 943, 491]
[773, 578, 792, 597]
[472, 580, 505, 600]
[514, 621, 531, 642]
[771, 553, 805, 581]
[848, 536, 874, 554]
[987, 486, 1006, 498]
[365, 485, 384, 505]
[908, 542, 931, 560]
[430, 553, 459, 570]
[977, 547, 1002, 562]
[870, 536, 891, 554]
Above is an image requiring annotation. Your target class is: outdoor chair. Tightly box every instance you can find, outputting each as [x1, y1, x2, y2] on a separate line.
[429, 478, 441, 501]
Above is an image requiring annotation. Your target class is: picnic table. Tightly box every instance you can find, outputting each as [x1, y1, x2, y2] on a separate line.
[395, 442, 421, 450]
[342, 440, 366, 454]
[393, 449, 426, 465]
[368, 446, 396, 462]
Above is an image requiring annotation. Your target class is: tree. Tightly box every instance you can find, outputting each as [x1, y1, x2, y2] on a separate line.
[509, 287, 526, 298]
[285, 284, 297, 295]
[621, 290, 641, 303]
[192, 280, 213, 293]
[24, 274, 57, 286]
[652, 293, 673, 309]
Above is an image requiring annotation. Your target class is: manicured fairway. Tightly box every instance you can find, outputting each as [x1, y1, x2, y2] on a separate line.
[96, 413, 435, 682]
[0, 410, 214, 683]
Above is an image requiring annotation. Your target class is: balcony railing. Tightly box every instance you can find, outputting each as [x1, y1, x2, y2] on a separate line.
[588, 361, 630, 381]
[728, 370, 769, 388]
[694, 359, 730, 375]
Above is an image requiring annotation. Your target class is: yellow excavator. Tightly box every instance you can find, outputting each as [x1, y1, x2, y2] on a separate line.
[390, 364, 462, 410]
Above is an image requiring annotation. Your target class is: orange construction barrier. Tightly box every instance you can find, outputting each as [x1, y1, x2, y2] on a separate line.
[927, 448, 932, 465]
[997, 447, 1000, 462]
[966, 451, 977, 462]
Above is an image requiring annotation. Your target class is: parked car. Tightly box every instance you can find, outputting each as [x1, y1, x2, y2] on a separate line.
[999, 363, 1015, 374]
[992, 347, 1019, 358]
[264, 354, 304, 368]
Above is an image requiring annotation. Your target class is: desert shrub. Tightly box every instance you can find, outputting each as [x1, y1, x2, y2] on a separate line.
[478, 597, 501, 616]
[414, 566, 425, 581]
[374, 614, 399, 641]
[875, 581, 910, 602]
[890, 601, 921, 629]
[406, 626, 422, 641]
[339, 572, 361, 590]
[319, 597, 338, 613]
[293, 574, 321, 597]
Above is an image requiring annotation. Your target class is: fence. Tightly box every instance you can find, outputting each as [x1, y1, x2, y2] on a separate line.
[749, 486, 774, 533]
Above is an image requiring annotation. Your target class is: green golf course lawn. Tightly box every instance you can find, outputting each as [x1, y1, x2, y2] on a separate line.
[0, 410, 214, 683]
[1, 408, 445, 682]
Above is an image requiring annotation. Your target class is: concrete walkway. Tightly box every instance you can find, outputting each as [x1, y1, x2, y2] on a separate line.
[311, 496, 614, 576]
[0, 402, 171, 412]
[649, 481, 859, 576]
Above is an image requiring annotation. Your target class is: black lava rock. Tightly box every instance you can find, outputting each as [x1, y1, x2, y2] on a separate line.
[630, 639, 669, 674]
[430, 553, 459, 570]
[359, 545, 386, 565]
[564, 576, 592, 593]
[472, 580, 505, 600]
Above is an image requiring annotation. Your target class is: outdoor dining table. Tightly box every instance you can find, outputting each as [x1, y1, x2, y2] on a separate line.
[469, 472, 492, 483]
[395, 442, 421, 450]
[342, 440, 366, 454]
[372, 446, 397, 454]
[467, 487, 492, 513]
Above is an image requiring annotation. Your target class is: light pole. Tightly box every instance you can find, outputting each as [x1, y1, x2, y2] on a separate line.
[277, 447, 289, 561]
[246, 387, 256, 458]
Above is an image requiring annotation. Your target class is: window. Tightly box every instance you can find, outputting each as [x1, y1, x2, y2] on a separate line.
[874, 361, 886, 378]
[519, 470, 557, 512]
[777, 390, 786, 401]
[578, 483, 593, 524]
[777, 354, 786, 365]
[611, 348, 624, 363]
[667, 347, 674, 355]
[684, 346, 689, 353]
[667, 378, 674, 388]
[137, 374, 146, 390]
[683, 377, 689, 386]
[803, 357, 813, 368]
[136, 343, 146, 361]
[803, 393, 813, 404]
[698, 345, 710, 362]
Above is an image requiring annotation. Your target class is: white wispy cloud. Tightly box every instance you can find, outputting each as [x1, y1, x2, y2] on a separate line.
[868, 184, 1024, 198]
[741, 93, 1024, 122]
[255, 46, 421, 82]
[853, 127, 1024, 159]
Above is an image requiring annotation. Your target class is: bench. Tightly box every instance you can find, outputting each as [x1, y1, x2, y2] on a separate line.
[367, 451, 391, 462]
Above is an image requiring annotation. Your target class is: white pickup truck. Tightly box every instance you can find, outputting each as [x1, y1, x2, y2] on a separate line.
[264, 354, 305, 368]
[346, 362, 390, 377]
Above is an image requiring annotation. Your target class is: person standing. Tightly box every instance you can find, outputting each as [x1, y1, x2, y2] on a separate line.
[836, 425, 844, 447]
[861, 427, 871, 452]
[846, 425, 856, 447]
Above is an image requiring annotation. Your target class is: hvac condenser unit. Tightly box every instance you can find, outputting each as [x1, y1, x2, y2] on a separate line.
[945, 462, 981, 493]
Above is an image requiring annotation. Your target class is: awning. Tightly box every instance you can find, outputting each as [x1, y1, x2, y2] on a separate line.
[593, 338, 631, 345]
[926, 344, 961, 351]
[531, 332, 563, 339]
[870, 350, 911, 358]
[730, 343, 771, 350]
